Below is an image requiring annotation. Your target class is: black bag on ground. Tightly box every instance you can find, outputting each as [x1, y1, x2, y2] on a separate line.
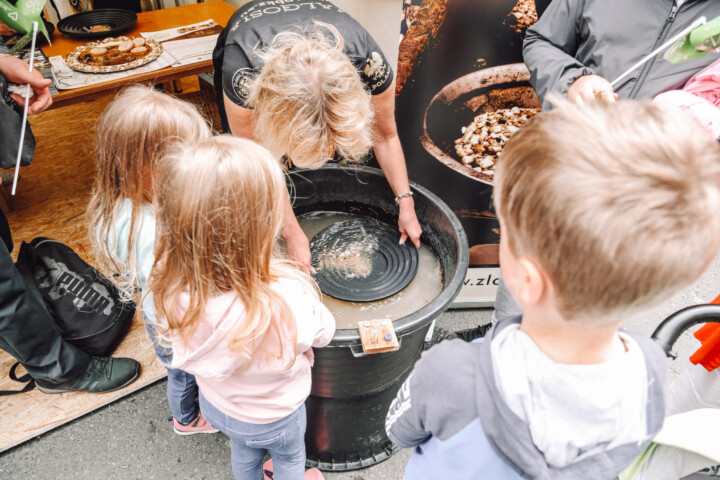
[15, 237, 136, 356]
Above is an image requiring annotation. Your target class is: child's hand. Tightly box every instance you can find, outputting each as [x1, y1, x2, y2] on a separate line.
[568, 75, 617, 104]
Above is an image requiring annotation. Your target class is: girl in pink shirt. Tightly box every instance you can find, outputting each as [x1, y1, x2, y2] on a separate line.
[654, 58, 720, 139]
[149, 136, 335, 480]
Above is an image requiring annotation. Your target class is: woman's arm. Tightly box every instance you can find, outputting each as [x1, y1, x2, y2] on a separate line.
[370, 82, 422, 248]
[223, 92, 255, 139]
[223, 92, 313, 270]
[281, 192, 313, 272]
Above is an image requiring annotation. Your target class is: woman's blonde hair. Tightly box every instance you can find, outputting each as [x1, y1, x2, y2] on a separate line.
[87, 85, 211, 300]
[248, 26, 374, 169]
[150, 135, 317, 369]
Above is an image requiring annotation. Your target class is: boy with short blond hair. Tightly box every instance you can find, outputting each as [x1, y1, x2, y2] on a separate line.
[386, 100, 720, 480]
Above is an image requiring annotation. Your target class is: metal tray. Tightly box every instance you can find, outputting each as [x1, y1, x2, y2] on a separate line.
[64, 36, 162, 73]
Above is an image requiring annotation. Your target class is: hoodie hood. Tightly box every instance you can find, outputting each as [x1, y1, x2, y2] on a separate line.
[474, 316, 667, 480]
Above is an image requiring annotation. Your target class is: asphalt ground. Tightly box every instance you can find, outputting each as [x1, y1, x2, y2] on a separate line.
[2, 251, 719, 479]
[0, 310, 486, 480]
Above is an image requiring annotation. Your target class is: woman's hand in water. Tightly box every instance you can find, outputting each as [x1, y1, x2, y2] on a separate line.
[398, 197, 422, 247]
[281, 192, 314, 272]
[285, 227, 314, 272]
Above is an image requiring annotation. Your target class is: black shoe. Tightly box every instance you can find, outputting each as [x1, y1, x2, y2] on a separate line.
[698, 466, 720, 478]
[444, 323, 493, 342]
[35, 356, 141, 394]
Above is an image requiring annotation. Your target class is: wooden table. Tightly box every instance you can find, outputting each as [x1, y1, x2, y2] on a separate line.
[42, 0, 236, 110]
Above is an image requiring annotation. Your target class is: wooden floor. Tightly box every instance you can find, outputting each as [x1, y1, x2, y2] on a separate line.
[0, 79, 210, 453]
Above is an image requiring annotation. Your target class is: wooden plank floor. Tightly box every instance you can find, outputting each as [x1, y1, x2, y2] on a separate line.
[0, 85, 203, 452]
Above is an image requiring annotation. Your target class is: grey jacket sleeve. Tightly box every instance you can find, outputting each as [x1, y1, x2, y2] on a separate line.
[385, 367, 431, 448]
[523, 0, 594, 108]
[385, 340, 479, 448]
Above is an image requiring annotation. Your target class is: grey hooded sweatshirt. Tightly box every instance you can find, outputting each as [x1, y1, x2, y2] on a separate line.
[386, 316, 667, 480]
[523, 0, 720, 109]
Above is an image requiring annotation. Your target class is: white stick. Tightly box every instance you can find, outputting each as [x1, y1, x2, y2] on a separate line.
[610, 16, 707, 88]
[12, 21, 39, 196]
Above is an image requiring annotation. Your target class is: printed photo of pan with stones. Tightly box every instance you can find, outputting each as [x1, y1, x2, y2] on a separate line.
[396, 0, 551, 268]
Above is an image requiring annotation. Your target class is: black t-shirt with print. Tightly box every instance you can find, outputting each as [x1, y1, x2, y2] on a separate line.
[212, 0, 394, 119]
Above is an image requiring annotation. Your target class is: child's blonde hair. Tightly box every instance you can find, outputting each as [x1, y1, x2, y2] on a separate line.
[87, 86, 211, 299]
[150, 136, 317, 369]
[248, 26, 374, 169]
[495, 99, 720, 321]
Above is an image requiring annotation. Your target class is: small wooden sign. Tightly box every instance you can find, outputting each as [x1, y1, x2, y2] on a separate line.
[358, 318, 399, 354]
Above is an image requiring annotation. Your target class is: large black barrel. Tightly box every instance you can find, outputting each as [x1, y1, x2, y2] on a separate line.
[288, 165, 468, 471]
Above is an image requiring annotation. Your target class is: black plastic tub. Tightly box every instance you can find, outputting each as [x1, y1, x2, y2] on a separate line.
[288, 165, 468, 471]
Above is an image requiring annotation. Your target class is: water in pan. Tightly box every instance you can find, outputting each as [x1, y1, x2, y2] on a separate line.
[311, 221, 378, 280]
[297, 211, 444, 330]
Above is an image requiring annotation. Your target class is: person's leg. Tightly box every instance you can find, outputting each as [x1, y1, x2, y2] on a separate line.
[0, 208, 140, 393]
[166, 368, 200, 423]
[0, 218, 88, 382]
[269, 404, 307, 480]
[230, 437, 267, 480]
[144, 317, 213, 433]
[199, 392, 265, 480]
[144, 318, 199, 424]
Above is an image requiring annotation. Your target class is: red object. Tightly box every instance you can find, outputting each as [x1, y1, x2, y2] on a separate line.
[689, 294, 720, 371]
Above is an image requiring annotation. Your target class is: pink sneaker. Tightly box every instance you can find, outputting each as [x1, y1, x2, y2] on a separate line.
[172, 413, 219, 436]
[261, 460, 323, 480]
[263, 459, 274, 480]
[304, 468, 324, 480]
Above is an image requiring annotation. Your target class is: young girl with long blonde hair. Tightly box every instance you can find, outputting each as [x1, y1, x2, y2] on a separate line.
[150, 135, 334, 480]
[87, 86, 218, 435]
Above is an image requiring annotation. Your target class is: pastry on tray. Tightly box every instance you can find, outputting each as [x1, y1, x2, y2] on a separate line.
[65, 36, 163, 73]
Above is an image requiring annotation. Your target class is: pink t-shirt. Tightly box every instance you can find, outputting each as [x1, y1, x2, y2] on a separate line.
[170, 277, 335, 424]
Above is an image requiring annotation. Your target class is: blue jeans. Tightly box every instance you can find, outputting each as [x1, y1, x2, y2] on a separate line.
[144, 315, 198, 424]
[200, 392, 307, 480]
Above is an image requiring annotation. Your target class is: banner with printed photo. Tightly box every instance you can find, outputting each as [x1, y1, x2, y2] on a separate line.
[395, 0, 550, 305]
